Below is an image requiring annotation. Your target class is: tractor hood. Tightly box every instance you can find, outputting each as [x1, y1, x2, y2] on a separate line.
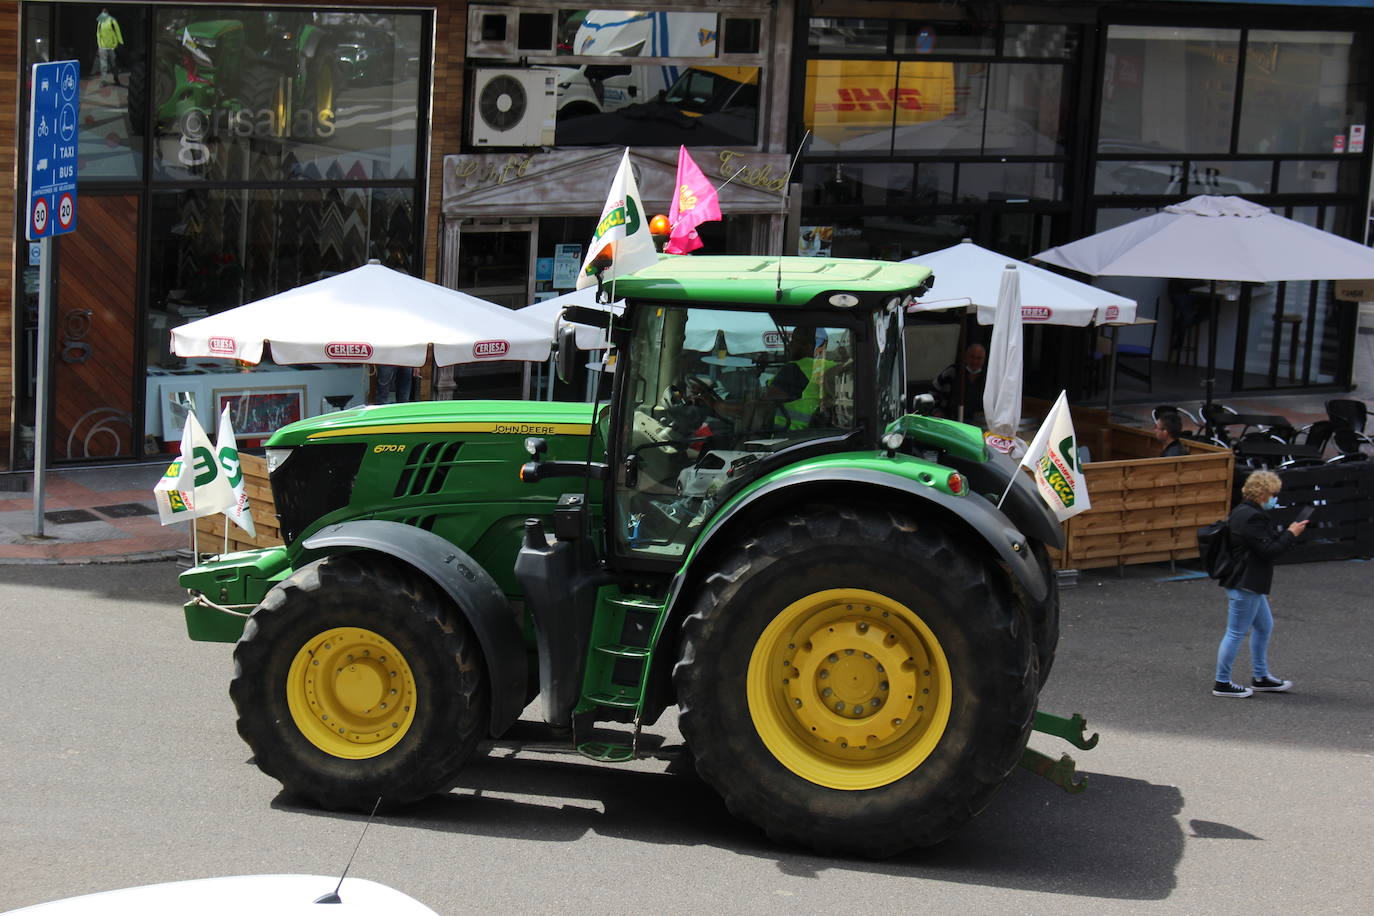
[264, 399, 598, 447]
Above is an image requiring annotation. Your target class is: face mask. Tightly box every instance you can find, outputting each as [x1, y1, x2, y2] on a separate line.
[966, 366, 983, 376]
[1263, 496, 1279, 510]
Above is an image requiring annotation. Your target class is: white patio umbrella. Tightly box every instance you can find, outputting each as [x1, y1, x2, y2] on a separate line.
[1033, 194, 1374, 404]
[905, 239, 1136, 326]
[172, 263, 552, 367]
[983, 265, 1024, 455]
[519, 287, 622, 350]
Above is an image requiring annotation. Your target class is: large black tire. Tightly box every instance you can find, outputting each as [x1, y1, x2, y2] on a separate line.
[230, 554, 488, 812]
[674, 503, 1037, 857]
[1015, 540, 1060, 687]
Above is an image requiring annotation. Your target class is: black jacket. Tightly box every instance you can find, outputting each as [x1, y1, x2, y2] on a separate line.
[1221, 500, 1295, 594]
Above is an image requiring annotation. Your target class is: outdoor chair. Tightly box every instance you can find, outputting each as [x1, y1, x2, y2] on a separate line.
[1330, 426, 1373, 461]
[1115, 318, 1156, 391]
[1199, 402, 1243, 446]
[1325, 398, 1369, 434]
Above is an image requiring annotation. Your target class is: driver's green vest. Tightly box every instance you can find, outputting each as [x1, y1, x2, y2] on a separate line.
[780, 357, 836, 430]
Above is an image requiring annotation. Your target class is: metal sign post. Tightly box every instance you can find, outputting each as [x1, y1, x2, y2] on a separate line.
[26, 60, 80, 537]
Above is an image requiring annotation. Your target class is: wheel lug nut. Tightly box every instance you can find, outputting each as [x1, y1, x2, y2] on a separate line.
[870, 698, 881, 707]
[818, 669, 829, 679]
[828, 654, 839, 663]
[835, 701, 845, 711]
[822, 687, 832, 697]
[880, 681, 888, 691]
[892, 718, 903, 726]
[853, 705, 863, 715]
[876, 664, 885, 673]
[857, 622, 869, 633]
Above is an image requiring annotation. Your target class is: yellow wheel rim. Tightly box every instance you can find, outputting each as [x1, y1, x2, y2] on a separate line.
[747, 588, 953, 790]
[286, 627, 417, 759]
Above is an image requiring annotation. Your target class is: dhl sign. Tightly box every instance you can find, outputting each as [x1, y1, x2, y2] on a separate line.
[804, 60, 957, 142]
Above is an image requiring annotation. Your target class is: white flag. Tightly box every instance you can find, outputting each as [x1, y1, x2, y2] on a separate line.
[153, 422, 197, 526]
[576, 148, 660, 290]
[216, 406, 257, 537]
[153, 413, 234, 525]
[1019, 390, 1091, 522]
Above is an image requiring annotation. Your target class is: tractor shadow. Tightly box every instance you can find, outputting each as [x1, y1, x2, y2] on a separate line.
[273, 729, 1186, 900]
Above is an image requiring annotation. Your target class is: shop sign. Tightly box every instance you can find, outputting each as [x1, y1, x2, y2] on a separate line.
[450, 153, 537, 189]
[325, 342, 373, 360]
[717, 150, 788, 192]
[1335, 281, 1374, 302]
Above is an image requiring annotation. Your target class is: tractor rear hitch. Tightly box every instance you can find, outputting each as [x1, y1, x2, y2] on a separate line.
[1018, 709, 1099, 794]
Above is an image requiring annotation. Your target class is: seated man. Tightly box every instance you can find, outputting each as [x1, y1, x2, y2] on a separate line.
[929, 343, 987, 424]
[1155, 411, 1188, 457]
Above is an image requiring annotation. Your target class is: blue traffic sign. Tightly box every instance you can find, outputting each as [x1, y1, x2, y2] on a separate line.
[26, 60, 79, 241]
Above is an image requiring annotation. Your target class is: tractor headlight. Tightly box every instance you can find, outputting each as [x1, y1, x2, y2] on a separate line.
[265, 447, 294, 475]
[881, 431, 905, 451]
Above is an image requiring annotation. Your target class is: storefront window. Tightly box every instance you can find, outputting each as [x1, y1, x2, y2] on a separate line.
[1277, 159, 1357, 194]
[801, 163, 914, 206]
[1238, 31, 1365, 155]
[894, 20, 995, 57]
[1003, 24, 1075, 59]
[958, 162, 1062, 202]
[550, 64, 759, 146]
[560, 10, 719, 57]
[25, 2, 148, 180]
[1099, 26, 1240, 155]
[809, 19, 889, 55]
[150, 8, 423, 181]
[819, 214, 976, 262]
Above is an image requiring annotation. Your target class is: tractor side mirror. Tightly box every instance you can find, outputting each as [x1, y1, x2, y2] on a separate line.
[909, 393, 936, 415]
[555, 323, 578, 383]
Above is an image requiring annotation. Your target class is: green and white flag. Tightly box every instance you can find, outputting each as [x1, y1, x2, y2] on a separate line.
[1019, 390, 1091, 522]
[153, 412, 234, 525]
[216, 405, 256, 537]
[576, 148, 659, 290]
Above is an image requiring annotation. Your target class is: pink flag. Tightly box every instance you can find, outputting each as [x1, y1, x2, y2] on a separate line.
[666, 145, 722, 255]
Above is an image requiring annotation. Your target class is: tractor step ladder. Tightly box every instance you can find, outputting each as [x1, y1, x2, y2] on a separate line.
[574, 591, 667, 763]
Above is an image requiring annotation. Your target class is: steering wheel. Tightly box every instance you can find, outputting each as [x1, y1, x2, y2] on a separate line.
[663, 375, 719, 409]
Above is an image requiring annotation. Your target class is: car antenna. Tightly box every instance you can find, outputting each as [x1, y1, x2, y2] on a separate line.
[314, 796, 382, 904]
[775, 130, 812, 302]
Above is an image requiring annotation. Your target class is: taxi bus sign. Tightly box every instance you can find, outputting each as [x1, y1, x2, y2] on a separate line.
[26, 60, 79, 241]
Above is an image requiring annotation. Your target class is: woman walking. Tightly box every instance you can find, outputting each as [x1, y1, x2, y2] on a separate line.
[1213, 470, 1308, 697]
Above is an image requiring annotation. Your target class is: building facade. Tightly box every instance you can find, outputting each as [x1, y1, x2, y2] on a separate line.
[5, 0, 1374, 468]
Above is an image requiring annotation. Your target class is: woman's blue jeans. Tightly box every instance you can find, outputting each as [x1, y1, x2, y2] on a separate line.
[1215, 588, 1273, 683]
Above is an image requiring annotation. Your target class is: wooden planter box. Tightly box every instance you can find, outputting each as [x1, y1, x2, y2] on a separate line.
[193, 453, 283, 553]
[1030, 403, 1235, 571]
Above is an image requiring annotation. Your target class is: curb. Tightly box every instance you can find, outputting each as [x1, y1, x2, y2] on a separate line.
[0, 548, 184, 567]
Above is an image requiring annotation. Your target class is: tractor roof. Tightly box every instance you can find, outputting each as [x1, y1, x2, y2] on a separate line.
[610, 256, 935, 310]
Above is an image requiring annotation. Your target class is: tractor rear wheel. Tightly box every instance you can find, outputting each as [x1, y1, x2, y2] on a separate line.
[674, 504, 1037, 857]
[231, 554, 488, 812]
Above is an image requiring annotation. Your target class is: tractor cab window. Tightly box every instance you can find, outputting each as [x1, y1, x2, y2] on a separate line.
[616, 304, 857, 559]
[875, 300, 905, 429]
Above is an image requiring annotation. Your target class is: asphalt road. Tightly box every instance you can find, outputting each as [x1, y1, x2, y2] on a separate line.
[1, 558, 1370, 914]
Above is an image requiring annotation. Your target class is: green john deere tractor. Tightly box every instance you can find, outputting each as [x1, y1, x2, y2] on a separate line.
[180, 255, 1096, 857]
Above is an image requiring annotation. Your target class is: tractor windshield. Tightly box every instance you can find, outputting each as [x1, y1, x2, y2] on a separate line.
[616, 304, 857, 559]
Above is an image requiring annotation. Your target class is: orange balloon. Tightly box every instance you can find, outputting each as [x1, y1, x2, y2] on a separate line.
[649, 214, 670, 236]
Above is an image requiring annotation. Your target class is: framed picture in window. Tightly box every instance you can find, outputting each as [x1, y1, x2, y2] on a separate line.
[214, 387, 306, 438]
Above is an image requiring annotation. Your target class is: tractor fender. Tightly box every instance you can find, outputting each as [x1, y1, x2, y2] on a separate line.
[676, 467, 1049, 607]
[301, 520, 526, 737]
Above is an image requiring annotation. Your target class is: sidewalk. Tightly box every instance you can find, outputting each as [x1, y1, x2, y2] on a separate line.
[0, 463, 187, 565]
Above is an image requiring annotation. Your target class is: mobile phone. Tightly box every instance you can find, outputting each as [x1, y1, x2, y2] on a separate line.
[1295, 505, 1315, 523]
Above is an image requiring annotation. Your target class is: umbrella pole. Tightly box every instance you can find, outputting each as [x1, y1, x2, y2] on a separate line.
[522, 362, 532, 401]
[1205, 280, 1219, 408]
[1105, 325, 1118, 419]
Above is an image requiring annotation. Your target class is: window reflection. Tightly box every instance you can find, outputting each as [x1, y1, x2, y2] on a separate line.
[553, 64, 758, 146]
[150, 9, 422, 181]
[1099, 26, 1239, 154]
[560, 10, 718, 57]
[1239, 32, 1365, 155]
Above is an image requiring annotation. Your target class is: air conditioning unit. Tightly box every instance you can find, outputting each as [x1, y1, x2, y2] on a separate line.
[470, 68, 556, 147]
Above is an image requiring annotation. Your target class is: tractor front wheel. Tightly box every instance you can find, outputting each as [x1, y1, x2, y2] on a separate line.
[674, 504, 1037, 857]
[230, 554, 488, 812]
